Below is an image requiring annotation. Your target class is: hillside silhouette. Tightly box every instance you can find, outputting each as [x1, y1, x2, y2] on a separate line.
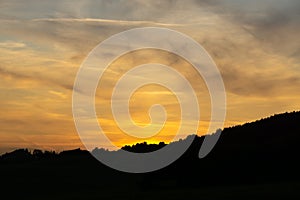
[1, 111, 300, 199]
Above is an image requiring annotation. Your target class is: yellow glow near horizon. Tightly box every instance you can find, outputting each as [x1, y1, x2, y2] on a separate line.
[95, 49, 210, 148]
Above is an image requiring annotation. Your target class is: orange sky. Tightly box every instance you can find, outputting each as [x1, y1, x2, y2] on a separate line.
[0, 0, 299, 154]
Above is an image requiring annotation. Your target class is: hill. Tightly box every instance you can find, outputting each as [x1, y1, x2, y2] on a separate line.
[0, 111, 300, 199]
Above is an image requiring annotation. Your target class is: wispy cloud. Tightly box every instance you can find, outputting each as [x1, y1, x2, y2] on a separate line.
[0, 66, 74, 91]
[31, 18, 188, 27]
[0, 41, 26, 48]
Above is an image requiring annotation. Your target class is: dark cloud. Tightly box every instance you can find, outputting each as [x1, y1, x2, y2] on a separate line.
[209, 0, 300, 58]
[220, 65, 300, 97]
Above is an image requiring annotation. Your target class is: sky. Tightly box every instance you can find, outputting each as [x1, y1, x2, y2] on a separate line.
[0, 0, 299, 154]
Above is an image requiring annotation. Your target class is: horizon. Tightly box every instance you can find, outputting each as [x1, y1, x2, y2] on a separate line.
[1, 1, 300, 156]
[1, 110, 298, 155]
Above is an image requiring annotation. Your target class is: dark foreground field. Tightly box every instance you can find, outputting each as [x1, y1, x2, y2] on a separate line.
[1, 111, 300, 199]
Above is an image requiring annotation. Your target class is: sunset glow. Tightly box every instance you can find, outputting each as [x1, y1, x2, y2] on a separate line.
[1, 0, 299, 154]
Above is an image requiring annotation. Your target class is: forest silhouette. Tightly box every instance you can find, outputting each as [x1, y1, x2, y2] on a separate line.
[1, 111, 299, 199]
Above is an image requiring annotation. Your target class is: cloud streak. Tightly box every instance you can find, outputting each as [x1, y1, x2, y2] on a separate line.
[0, 41, 26, 48]
[31, 17, 188, 27]
[0, 66, 74, 91]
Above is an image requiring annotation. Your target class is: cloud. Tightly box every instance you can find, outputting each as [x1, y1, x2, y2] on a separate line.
[220, 64, 300, 97]
[31, 17, 186, 27]
[0, 66, 74, 91]
[205, 0, 300, 59]
[0, 41, 26, 48]
[48, 90, 67, 99]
